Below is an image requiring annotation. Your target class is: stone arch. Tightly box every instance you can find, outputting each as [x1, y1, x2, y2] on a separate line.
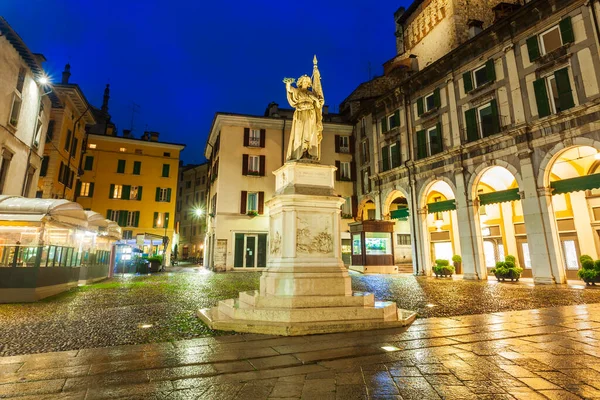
[467, 159, 525, 203]
[357, 195, 376, 221]
[417, 175, 458, 209]
[537, 138, 600, 188]
[382, 186, 410, 218]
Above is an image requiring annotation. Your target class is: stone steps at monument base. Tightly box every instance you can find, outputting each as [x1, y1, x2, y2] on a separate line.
[238, 290, 376, 309]
[396, 264, 414, 274]
[216, 297, 399, 323]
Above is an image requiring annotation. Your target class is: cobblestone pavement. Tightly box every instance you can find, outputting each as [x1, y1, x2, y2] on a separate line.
[1, 267, 600, 356]
[1, 303, 600, 399]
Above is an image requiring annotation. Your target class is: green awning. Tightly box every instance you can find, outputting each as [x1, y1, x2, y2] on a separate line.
[390, 207, 409, 220]
[427, 199, 456, 214]
[479, 188, 520, 206]
[551, 173, 600, 195]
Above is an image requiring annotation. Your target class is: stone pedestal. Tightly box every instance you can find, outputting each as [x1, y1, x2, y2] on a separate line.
[198, 162, 415, 335]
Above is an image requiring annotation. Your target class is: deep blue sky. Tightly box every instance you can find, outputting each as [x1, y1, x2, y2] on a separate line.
[3, 0, 406, 163]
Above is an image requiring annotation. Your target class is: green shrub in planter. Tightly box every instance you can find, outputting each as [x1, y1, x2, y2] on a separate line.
[490, 255, 523, 282]
[578, 257, 599, 285]
[432, 259, 454, 277]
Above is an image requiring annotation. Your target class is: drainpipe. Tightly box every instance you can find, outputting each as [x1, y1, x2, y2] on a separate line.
[402, 89, 420, 275]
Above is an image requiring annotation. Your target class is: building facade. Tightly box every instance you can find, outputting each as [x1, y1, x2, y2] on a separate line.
[342, 0, 600, 284]
[37, 64, 98, 200]
[175, 162, 209, 260]
[75, 131, 184, 265]
[204, 104, 354, 271]
[0, 17, 51, 197]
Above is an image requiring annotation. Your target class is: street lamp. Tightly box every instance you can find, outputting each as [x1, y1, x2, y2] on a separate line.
[194, 208, 203, 217]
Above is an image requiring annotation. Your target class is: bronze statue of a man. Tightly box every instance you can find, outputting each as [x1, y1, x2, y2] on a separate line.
[283, 56, 325, 161]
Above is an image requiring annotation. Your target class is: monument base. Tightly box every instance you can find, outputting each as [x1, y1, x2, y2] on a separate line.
[349, 265, 399, 274]
[198, 162, 415, 336]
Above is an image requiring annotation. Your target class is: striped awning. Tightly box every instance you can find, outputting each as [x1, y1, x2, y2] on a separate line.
[427, 199, 456, 214]
[390, 207, 409, 220]
[550, 173, 600, 195]
[479, 188, 520, 205]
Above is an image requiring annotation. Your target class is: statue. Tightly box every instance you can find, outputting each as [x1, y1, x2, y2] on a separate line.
[283, 55, 325, 161]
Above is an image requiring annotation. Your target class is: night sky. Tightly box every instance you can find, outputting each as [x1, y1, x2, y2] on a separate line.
[3, 0, 406, 163]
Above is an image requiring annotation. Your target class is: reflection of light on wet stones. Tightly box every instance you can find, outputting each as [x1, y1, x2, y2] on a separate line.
[381, 346, 400, 352]
[139, 324, 153, 329]
[426, 303, 436, 308]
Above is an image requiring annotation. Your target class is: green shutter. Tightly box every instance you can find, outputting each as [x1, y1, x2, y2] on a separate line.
[75, 181, 81, 197]
[554, 67, 575, 111]
[417, 130, 427, 159]
[559, 16, 574, 44]
[489, 99, 500, 135]
[391, 141, 401, 168]
[479, 188, 520, 205]
[381, 117, 388, 133]
[381, 146, 390, 171]
[134, 211, 140, 227]
[551, 173, 600, 195]
[533, 78, 551, 118]
[390, 207, 409, 220]
[234, 233, 244, 267]
[393, 110, 400, 127]
[162, 164, 170, 177]
[118, 211, 127, 227]
[463, 71, 473, 93]
[133, 161, 141, 175]
[117, 159, 125, 173]
[109, 184, 115, 199]
[417, 97, 424, 116]
[427, 199, 456, 214]
[465, 108, 478, 143]
[106, 209, 112, 219]
[137, 186, 143, 201]
[485, 59, 496, 82]
[122, 185, 131, 200]
[89, 182, 94, 197]
[166, 188, 172, 202]
[257, 234, 267, 267]
[434, 122, 443, 154]
[155, 187, 160, 202]
[165, 212, 169, 228]
[526, 36, 540, 62]
[84, 156, 93, 171]
[153, 212, 158, 228]
[433, 88, 441, 108]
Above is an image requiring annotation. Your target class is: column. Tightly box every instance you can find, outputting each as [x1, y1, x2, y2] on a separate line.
[455, 171, 486, 280]
[519, 155, 566, 284]
[500, 202, 519, 257]
[417, 207, 432, 276]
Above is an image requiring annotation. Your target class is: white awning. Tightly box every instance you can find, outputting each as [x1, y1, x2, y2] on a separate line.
[0, 195, 88, 226]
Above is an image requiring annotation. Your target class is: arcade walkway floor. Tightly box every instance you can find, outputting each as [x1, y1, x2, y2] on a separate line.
[1, 266, 600, 357]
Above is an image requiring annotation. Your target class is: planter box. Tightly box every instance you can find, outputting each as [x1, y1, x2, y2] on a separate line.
[494, 271, 521, 282]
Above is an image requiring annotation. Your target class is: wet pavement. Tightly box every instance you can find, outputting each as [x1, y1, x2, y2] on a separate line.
[1, 303, 600, 399]
[1, 267, 600, 356]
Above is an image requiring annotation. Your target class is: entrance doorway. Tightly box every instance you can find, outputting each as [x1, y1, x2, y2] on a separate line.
[560, 234, 581, 279]
[234, 233, 267, 268]
[515, 237, 533, 278]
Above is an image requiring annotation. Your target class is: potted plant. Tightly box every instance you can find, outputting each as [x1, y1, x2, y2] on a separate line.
[147, 255, 163, 273]
[452, 255, 462, 274]
[432, 259, 454, 277]
[247, 211, 259, 217]
[490, 255, 523, 282]
[578, 255, 599, 285]
[135, 257, 150, 274]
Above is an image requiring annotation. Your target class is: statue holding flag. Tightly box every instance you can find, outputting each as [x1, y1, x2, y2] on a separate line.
[283, 55, 325, 161]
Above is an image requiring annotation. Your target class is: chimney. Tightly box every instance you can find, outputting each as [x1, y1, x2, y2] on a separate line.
[101, 84, 110, 113]
[61, 63, 71, 84]
[149, 131, 159, 142]
[141, 131, 150, 141]
[266, 102, 279, 117]
[122, 129, 132, 138]
[468, 20, 484, 39]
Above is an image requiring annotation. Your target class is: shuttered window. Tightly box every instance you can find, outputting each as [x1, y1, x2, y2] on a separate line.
[533, 68, 574, 118]
[526, 17, 574, 62]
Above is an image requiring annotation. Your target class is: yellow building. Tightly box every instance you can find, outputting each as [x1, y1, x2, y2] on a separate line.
[75, 131, 184, 266]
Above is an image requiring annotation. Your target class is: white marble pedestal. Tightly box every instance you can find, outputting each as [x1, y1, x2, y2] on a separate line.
[198, 162, 415, 335]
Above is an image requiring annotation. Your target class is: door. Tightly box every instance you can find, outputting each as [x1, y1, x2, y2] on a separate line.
[560, 234, 581, 280]
[515, 237, 533, 278]
[245, 235, 256, 268]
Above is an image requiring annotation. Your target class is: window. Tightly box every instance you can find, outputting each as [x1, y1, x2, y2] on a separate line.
[248, 155, 260, 174]
[380, 141, 401, 171]
[361, 141, 369, 164]
[64, 130, 72, 151]
[163, 152, 171, 157]
[70, 137, 78, 159]
[182, 227, 187, 236]
[162, 164, 170, 177]
[80, 182, 91, 197]
[119, 147, 126, 152]
[425, 93, 436, 112]
[340, 136, 350, 153]
[8, 93, 22, 128]
[108, 210, 120, 222]
[463, 60, 495, 93]
[247, 192, 258, 212]
[126, 211, 139, 227]
[40, 156, 49, 177]
[185, 181, 191, 189]
[340, 162, 351, 180]
[341, 197, 352, 216]
[33, 103, 44, 148]
[363, 170, 370, 193]
[249, 129, 261, 147]
[526, 17, 574, 62]
[89, 143, 96, 149]
[0, 151, 13, 194]
[533, 68, 575, 118]
[360, 118, 366, 136]
[46, 120, 55, 141]
[416, 124, 443, 159]
[156, 187, 171, 202]
[417, 90, 440, 116]
[135, 149, 143, 155]
[129, 186, 140, 200]
[123, 230, 133, 240]
[84, 156, 94, 171]
[186, 195, 190, 205]
[23, 166, 35, 196]
[397, 234, 411, 246]
[381, 110, 400, 132]
[465, 100, 500, 142]
[133, 161, 141, 175]
[154, 212, 169, 228]
[195, 178, 201, 186]
[433, 196, 443, 221]
[112, 184, 123, 199]
[117, 159, 126, 173]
